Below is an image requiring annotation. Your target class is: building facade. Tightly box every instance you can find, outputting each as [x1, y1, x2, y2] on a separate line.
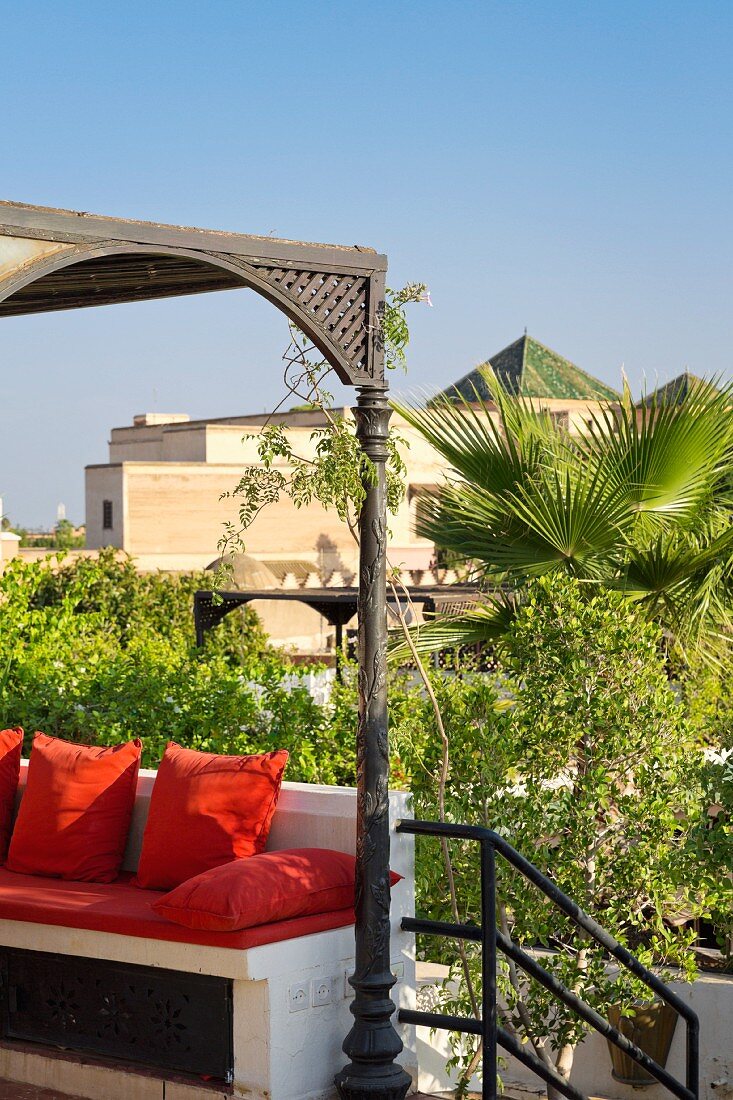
[85, 336, 620, 577]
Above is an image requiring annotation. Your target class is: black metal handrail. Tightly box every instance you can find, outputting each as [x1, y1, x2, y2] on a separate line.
[396, 818, 699, 1100]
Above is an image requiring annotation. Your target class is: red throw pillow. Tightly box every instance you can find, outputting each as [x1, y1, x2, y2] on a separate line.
[5, 733, 141, 883]
[0, 728, 23, 861]
[153, 848, 402, 932]
[135, 742, 289, 890]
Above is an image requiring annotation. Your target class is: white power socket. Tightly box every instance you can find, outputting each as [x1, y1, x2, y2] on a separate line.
[311, 976, 332, 1007]
[288, 982, 309, 1012]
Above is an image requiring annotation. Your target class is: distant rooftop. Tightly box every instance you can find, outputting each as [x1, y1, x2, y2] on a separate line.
[643, 372, 713, 406]
[443, 335, 621, 403]
[121, 336, 621, 434]
[133, 413, 190, 427]
[116, 407, 340, 434]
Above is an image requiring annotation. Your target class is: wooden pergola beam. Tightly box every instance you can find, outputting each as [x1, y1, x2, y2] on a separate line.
[0, 200, 388, 271]
[0, 202, 387, 388]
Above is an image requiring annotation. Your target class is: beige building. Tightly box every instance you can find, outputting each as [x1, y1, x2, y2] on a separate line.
[0, 532, 20, 565]
[85, 335, 620, 580]
[85, 406, 438, 578]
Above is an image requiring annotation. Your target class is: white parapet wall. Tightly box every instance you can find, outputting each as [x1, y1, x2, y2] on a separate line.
[233, 785, 417, 1100]
[0, 531, 20, 565]
[416, 963, 733, 1100]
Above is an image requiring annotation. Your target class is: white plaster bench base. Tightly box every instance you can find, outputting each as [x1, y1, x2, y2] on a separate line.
[0, 919, 402, 1100]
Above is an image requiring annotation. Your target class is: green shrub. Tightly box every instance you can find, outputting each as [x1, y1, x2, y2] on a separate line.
[0, 552, 355, 782]
[677, 661, 733, 952]
[396, 575, 713, 1095]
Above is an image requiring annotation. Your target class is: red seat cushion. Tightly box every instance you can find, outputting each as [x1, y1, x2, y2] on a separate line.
[0, 729, 23, 862]
[6, 734, 142, 883]
[154, 848, 402, 932]
[135, 742, 289, 890]
[0, 867, 354, 949]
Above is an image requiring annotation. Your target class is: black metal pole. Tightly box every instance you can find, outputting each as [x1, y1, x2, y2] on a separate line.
[335, 620, 344, 684]
[481, 842, 497, 1100]
[687, 1014, 699, 1100]
[336, 386, 411, 1100]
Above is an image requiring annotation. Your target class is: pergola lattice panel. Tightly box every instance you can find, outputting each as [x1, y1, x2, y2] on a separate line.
[253, 267, 369, 374]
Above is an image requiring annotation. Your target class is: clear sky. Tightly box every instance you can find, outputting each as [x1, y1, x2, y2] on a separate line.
[2, 0, 732, 526]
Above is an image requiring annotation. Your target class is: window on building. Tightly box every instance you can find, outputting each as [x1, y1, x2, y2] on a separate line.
[102, 500, 113, 530]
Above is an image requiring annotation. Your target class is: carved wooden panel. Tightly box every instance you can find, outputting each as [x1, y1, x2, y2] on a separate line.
[1, 948, 233, 1082]
[211, 251, 376, 380]
[257, 267, 369, 373]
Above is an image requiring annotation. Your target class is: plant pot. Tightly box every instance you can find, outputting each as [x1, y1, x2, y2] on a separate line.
[607, 1001, 679, 1087]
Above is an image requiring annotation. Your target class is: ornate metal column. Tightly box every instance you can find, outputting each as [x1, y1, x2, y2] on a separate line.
[335, 387, 412, 1100]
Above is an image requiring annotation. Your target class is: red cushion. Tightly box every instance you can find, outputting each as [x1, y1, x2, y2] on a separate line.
[153, 848, 402, 932]
[0, 867, 354, 949]
[0, 729, 23, 862]
[6, 734, 141, 883]
[135, 742, 289, 890]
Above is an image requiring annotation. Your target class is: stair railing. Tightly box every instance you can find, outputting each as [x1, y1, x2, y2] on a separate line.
[396, 819, 699, 1100]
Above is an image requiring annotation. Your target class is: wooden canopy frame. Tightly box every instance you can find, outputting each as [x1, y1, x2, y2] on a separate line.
[0, 201, 387, 386]
[0, 202, 410, 1100]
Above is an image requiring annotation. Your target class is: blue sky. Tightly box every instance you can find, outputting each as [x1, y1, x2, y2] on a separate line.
[2, 0, 732, 526]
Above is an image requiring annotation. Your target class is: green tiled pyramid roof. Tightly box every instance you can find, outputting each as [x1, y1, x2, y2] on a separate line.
[445, 335, 620, 403]
[643, 372, 710, 406]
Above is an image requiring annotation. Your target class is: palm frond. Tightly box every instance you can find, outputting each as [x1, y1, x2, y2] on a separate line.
[503, 465, 632, 578]
[392, 368, 558, 496]
[388, 597, 512, 661]
[619, 525, 733, 663]
[581, 380, 733, 519]
[395, 369, 733, 660]
[623, 526, 733, 596]
[416, 463, 631, 582]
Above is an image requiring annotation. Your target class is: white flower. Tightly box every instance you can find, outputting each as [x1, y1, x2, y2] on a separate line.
[703, 746, 733, 766]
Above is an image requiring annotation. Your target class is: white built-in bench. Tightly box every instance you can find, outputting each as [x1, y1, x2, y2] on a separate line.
[0, 763, 417, 1100]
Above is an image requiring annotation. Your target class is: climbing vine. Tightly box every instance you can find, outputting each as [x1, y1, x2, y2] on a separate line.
[216, 283, 428, 571]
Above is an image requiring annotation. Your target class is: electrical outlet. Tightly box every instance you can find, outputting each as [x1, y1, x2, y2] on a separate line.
[289, 982, 309, 1012]
[311, 976, 332, 1007]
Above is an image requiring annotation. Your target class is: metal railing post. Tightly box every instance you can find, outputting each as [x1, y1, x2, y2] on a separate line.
[481, 841, 497, 1100]
[688, 1013, 700, 1100]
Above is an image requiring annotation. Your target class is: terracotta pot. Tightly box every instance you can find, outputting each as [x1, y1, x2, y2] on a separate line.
[607, 1001, 679, 1086]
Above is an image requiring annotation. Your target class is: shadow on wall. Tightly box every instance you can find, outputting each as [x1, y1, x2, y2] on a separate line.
[315, 534, 354, 586]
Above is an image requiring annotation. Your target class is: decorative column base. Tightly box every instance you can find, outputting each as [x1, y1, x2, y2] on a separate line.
[336, 1075, 412, 1100]
[335, 974, 412, 1100]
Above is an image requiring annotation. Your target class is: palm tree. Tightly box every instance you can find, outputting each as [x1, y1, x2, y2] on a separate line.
[393, 371, 733, 661]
